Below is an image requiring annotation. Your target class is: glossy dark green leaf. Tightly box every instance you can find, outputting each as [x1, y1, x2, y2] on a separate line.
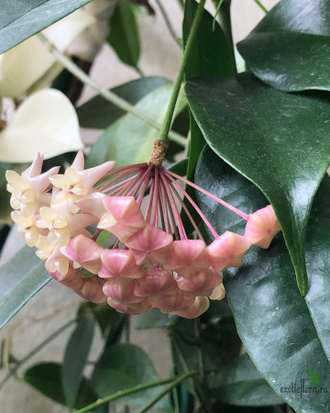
[91, 343, 171, 411]
[24, 362, 97, 409]
[63, 316, 95, 408]
[238, 0, 330, 92]
[0, 0, 93, 54]
[183, 0, 236, 178]
[78, 76, 170, 130]
[210, 354, 283, 406]
[195, 146, 330, 412]
[87, 84, 186, 168]
[0, 246, 51, 330]
[108, 0, 141, 71]
[78, 302, 118, 336]
[186, 73, 330, 295]
[135, 308, 178, 329]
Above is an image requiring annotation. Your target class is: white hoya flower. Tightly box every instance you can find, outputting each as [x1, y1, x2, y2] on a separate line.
[0, 89, 83, 162]
[0, 9, 95, 98]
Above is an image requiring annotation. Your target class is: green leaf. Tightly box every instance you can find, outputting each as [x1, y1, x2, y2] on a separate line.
[0, 246, 51, 331]
[183, 0, 236, 178]
[135, 308, 178, 329]
[63, 316, 95, 408]
[91, 343, 172, 411]
[307, 369, 314, 378]
[195, 146, 330, 412]
[78, 302, 118, 336]
[108, 0, 141, 71]
[0, 0, 93, 54]
[77, 76, 170, 130]
[238, 0, 330, 92]
[87, 83, 186, 168]
[24, 362, 97, 409]
[210, 354, 284, 406]
[185, 73, 330, 295]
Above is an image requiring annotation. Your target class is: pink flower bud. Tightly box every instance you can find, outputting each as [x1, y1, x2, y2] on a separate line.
[107, 297, 151, 315]
[126, 224, 173, 265]
[207, 231, 251, 272]
[99, 249, 144, 279]
[46, 264, 84, 291]
[177, 269, 222, 297]
[103, 279, 141, 304]
[171, 296, 210, 319]
[135, 268, 177, 297]
[245, 205, 281, 249]
[164, 240, 211, 278]
[77, 276, 107, 303]
[98, 196, 146, 242]
[209, 283, 226, 300]
[152, 288, 194, 312]
[60, 234, 103, 274]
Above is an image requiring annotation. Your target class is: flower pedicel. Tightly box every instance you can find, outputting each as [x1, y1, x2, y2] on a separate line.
[6, 141, 281, 319]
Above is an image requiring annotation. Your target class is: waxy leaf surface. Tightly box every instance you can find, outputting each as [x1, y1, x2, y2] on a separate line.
[0, 0, 93, 54]
[238, 0, 330, 92]
[195, 146, 330, 413]
[0, 246, 51, 331]
[186, 73, 330, 294]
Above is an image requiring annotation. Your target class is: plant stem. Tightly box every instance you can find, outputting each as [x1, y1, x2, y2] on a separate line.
[253, 0, 268, 13]
[137, 371, 197, 413]
[172, 338, 213, 413]
[74, 372, 198, 413]
[37, 33, 187, 148]
[193, 319, 206, 384]
[155, 0, 182, 47]
[159, 0, 207, 143]
[0, 318, 76, 390]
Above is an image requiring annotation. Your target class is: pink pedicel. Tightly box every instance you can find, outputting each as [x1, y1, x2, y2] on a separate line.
[126, 224, 173, 265]
[135, 268, 177, 297]
[245, 205, 282, 249]
[164, 239, 211, 277]
[99, 249, 144, 279]
[207, 231, 251, 272]
[60, 234, 103, 274]
[7, 143, 282, 318]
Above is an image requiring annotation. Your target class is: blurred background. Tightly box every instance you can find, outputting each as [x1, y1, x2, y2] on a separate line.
[0, 0, 278, 411]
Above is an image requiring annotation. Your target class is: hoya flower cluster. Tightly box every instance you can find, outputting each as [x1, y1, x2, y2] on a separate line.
[6, 141, 281, 319]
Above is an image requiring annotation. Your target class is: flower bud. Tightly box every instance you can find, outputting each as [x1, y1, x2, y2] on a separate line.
[245, 205, 281, 249]
[171, 296, 210, 319]
[177, 268, 222, 297]
[99, 249, 144, 279]
[126, 224, 173, 265]
[207, 231, 251, 272]
[135, 268, 177, 297]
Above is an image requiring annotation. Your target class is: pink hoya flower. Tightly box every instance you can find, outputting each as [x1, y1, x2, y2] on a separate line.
[171, 296, 210, 319]
[177, 268, 222, 298]
[98, 196, 146, 242]
[103, 279, 141, 304]
[245, 205, 282, 248]
[207, 231, 251, 272]
[126, 224, 173, 265]
[99, 249, 145, 279]
[7, 141, 282, 318]
[164, 239, 211, 278]
[60, 234, 103, 274]
[135, 268, 177, 297]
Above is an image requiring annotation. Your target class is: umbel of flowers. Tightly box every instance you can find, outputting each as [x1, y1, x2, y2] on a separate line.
[6, 141, 281, 319]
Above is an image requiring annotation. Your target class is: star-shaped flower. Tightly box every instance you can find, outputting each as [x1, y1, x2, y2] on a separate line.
[49, 150, 115, 213]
